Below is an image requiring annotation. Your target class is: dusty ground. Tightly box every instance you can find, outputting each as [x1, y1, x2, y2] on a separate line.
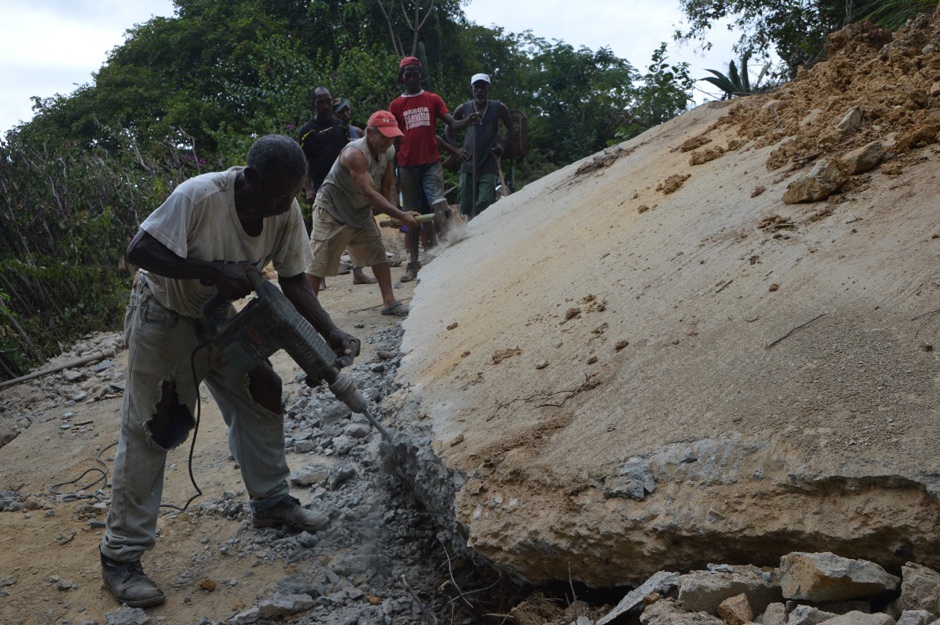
[0, 231, 427, 625]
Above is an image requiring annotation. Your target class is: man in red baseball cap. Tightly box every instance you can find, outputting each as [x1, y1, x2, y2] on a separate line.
[367, 110, 404, 137]
[397, 56, 422, 83]
[306, 110, 417, 317]
[390, 57, 479, 282]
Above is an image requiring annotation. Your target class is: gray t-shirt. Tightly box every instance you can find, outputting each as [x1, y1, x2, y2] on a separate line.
[139, 167, 312, 318]
[315, 137, 394, 229]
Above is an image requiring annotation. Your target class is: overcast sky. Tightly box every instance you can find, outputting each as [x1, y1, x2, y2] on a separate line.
[0, 0, 738, 134]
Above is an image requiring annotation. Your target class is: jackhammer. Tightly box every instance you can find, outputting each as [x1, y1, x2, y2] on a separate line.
[202, 271, 396, 446]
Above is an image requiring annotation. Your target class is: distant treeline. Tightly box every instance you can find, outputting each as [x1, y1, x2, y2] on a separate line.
[0, 0, 701, 378]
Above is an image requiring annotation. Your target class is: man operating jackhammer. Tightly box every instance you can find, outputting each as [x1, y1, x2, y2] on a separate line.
[99, 135, 360, 608]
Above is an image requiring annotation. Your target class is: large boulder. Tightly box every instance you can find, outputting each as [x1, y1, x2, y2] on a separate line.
[394, 14, 940, 586]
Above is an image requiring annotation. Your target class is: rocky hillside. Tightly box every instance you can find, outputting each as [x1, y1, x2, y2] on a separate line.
[395, 10, 940, 588]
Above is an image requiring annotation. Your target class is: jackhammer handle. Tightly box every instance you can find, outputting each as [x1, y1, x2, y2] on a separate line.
[201, 270, 266, 332]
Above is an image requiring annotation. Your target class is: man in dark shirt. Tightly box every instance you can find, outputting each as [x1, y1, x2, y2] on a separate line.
[447, 73, 515, 219]
[298, 87, 375, 286]
[298, 86, 348, 203]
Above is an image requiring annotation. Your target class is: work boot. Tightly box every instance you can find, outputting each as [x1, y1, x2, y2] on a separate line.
[252, 495, 329, 531]
[401, 261, 421, 283]
[100, 551, 166, 608]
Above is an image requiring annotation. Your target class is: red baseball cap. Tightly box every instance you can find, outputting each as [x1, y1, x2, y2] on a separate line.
[399, 56, 421, 70]
[367, 110, 404, 138]
[398, 56, 421, 83]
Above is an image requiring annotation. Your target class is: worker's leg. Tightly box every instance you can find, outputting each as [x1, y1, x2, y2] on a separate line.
[102, 279, 206, 562]
[399, 166, 424, 265]
[459, 172, 473, 219]
[204, 359, 289, 506]
[351, 247, 376, 285]
[205, 357, 329, 530]
[347, 221, 402, 310]
[474, 173, 499, 215]
[371, 263, 398, 308]
[420, 162, 450, 240]
[307, 205, 355, 293]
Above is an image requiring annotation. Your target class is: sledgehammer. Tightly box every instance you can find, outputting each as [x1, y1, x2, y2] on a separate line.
[378, 213, 436, 228]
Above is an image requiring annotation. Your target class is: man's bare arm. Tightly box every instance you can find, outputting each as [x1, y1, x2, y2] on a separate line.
[495, 103, 517, 157]
[341, 148, 418, 227]
[127, 230, 254, 300]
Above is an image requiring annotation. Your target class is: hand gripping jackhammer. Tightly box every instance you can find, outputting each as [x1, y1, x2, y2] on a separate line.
[202, 272, 395, 445]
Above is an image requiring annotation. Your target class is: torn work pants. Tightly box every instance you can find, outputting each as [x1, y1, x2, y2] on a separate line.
[100, 278, 290, 563]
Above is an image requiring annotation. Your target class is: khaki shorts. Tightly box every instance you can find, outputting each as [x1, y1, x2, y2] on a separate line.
[306, 206, 388, 277]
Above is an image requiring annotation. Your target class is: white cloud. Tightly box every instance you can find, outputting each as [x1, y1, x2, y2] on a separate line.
[462, 0, 743, 102]
[0, 0, 175, 132]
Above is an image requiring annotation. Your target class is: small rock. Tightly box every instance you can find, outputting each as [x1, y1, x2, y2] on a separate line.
[329, 464, 358, 490]
[788, 605, 838, 625]
[762, 602, 788, 625]
[782, 159, 848, 204]
[62, 370, 85, 382]
[816, 611, 895, 625]
[899, 563, 940, 614]
[840, 141, 885, 175]
[344, 423, 371, 439]
[896, 610, 936, 625]
[780, 552, 899, 602]
[718, 593, 754, 625]
[257, 592, 316, 617]
[290, 464, 330, 487]
[105, 603, 150, 625]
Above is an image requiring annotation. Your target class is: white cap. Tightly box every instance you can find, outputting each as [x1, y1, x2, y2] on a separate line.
[470, 73, 490, 85]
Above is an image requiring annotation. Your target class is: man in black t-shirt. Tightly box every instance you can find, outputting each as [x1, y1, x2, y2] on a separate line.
[298, 87, 377, 286]
[298, 86, 349, 204]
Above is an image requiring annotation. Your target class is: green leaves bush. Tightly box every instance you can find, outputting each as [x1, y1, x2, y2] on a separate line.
[0, 132, 189, 378]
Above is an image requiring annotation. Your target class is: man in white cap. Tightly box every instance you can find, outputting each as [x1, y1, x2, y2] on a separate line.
[306, 110, 419, 317]
[446, 73, 516, 219]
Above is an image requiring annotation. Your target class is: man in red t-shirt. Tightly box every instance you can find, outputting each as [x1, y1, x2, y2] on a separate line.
[389, 56, 478, 282]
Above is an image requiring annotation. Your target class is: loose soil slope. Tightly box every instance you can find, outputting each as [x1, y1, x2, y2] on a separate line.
[397, 11, 940, 587]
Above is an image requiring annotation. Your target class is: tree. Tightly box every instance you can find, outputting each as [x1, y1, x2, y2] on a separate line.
[0, 0, 701, 378]
[676, 0, 938, 78]
[511, 36, 638, 167]
[628, 44, 695, 134]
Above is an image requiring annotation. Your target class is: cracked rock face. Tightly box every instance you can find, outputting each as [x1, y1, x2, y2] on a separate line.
[392, 15, 940, 587]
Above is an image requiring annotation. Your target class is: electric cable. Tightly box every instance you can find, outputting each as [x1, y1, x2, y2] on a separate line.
[47, 340, 212, 511]
[49, 441, 118, 502]
[159, 340, 211, 512]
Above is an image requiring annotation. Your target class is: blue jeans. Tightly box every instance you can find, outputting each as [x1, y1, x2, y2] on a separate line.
[100, 278, 290, 562]
[399, 162, 447, 214]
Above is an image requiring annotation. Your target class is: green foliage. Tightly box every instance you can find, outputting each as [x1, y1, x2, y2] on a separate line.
[0, 0, 699, 378]
[677, 0, 938, 78]
[701, 52, 772, 99]
[0, 131, 192, 378]
[508, 36, 637, 167]
[858, 0, 938, 29]
[627, 44, 695, 137]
